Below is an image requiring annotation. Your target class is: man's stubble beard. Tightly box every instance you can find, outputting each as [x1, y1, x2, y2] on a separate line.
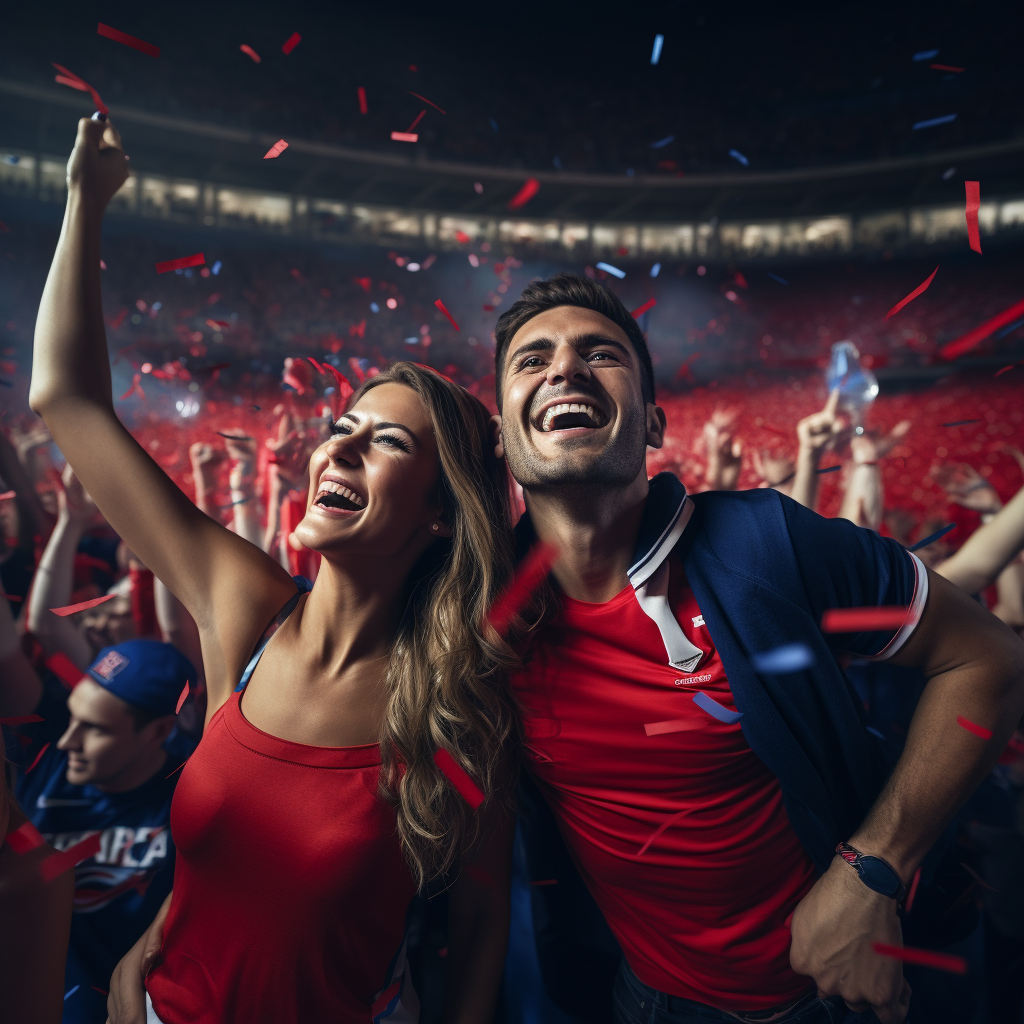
[502, 401, 649, 494]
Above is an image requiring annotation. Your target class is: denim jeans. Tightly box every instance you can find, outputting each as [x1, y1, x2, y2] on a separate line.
[612, 960, 884, 1024]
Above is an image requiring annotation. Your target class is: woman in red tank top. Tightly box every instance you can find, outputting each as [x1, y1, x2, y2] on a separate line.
[32, 117, 521, 1024]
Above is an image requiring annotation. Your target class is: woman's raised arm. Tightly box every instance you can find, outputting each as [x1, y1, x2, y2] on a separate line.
[29, 117, 295, 669]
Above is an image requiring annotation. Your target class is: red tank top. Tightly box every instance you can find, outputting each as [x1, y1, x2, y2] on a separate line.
[145, 615, 418, 1023]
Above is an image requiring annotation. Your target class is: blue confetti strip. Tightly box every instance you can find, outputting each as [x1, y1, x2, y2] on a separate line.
[370, 302, 380, 313]
[752, 643, 815, 675]
[211, 260, 222, 275]
[651, 34, 664, 65]
[912, 114, 957, 130]
[867, 727, 886, 741]
[729, 149, 749, 166]
[912, 49, 940, 61]
[650, 263, 661, 278]
[942, 167, 956, 180]
[996, 316, 1024, 338]
[651, 135, 675, 149]
[816, 464, 842, 474]
[909, 523, 956, 552]
[692, 691, 743, 724]
[767, 272, 789, 285]
[64, 986, 80, 1001]
[596, 262, 626, 279]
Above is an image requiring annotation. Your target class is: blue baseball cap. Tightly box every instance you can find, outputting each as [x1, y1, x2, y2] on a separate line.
[86, 640, 196, 717]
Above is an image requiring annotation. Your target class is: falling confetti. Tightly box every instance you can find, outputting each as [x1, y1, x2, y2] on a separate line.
[768, 273, 789, 285]
[25, 743, 51, 774]
[821, 607, 909, 632]
[912, 114, 957, 130]
[64, 986, 81, 1001]
[596, 262, 625, 279]
[751, 643, 815, 674]
[816, 464, 842, 474]
[433, 748, 484, 810]
[96, 22, 160, 58]
[434, 299, 460, 331]
[631, 298, 657, 318]
[965, 181, 982, 254]
[156, 253, 205, 274]
[940, 419, 980, 428]
[912, 49, 940, 61]
[263, 139, 289, 159]
[872, 943, 967, 975]
[45, 652, 83, 688]
[390, 131, 418, 143]
[51, 63, 107, 115]
[486, 541, 559, 634]
[508, 178, 540, 210]
[358, 87, 367, 114]
[239, 44, 261, 63]
[930, 64, 965, 73]
[956, 715, 993, 741]
[40, 832, 102, 882]
[650, 34, 664, 65]
[0, 714, 44, 726]
[281, 32, 301, 55]
[407, 91, 446, 115]
[692, 691, 743, 724]
[6, 820, 46, 854]
[175, 682, 190, 714]
[884, 266, 939, 320]
[49, 594, 118, 616]
[729, 149, 749, 166]
[939, 297, 1024, 360]
[904, 867, 922, 911]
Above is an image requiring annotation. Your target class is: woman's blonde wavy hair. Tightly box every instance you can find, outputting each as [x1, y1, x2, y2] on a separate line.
[352, 362, 520, 889]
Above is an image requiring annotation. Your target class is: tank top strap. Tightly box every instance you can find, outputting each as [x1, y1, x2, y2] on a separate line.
[235, 576, 314, 692]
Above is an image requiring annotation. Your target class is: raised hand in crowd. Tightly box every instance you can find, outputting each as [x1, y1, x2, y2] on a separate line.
[838, 419, 912, 531]
[701, 406, 743, 491]
[930, 461, 1003, 516]
[752, 449, 796, 497]
[188, 441, 224, 520]
[792, 389, 845, 511]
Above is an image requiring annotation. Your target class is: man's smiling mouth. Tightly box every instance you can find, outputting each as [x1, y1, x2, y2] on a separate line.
[538, 403, 608, 432]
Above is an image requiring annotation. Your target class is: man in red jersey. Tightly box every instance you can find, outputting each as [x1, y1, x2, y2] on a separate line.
[491, 273, 1024, 1024]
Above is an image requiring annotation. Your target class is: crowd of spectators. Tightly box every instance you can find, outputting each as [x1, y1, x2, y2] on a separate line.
[4, 5, 1024, 176]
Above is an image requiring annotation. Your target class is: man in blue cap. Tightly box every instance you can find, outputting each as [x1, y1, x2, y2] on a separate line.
[2, 639, 195, 1024]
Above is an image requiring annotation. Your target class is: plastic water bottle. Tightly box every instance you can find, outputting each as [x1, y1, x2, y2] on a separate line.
[826, 341, 878, 424]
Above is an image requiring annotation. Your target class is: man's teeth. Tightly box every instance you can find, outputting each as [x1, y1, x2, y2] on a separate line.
[317, 481, 365, 507]
[541, 403, 602, 432]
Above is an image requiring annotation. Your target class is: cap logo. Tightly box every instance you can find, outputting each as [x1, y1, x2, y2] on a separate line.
[93, 650, 129, 679]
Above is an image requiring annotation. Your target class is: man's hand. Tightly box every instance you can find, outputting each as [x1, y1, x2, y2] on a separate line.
[702, 407, 743, 491]
[790, 857, 911, 1024]
[752, 449, 795, 489]
[930, 462, 1002, 514]
[105, 893, 169, 1023]
[59, 464, 99, 527]
[797, 389, 846, 455]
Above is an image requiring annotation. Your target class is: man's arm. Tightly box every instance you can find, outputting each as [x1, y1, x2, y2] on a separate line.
[791, 568, 1024, 1023]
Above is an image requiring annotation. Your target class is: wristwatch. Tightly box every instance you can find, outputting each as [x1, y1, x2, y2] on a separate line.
[835, 842, 907, 902]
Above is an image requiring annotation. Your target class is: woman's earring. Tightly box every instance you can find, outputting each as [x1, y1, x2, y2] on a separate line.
[431, 523, 440, 532]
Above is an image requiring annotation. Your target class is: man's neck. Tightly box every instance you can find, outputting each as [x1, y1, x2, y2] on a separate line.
[524, 472, 649, 603]
[95, 745, 169, 794]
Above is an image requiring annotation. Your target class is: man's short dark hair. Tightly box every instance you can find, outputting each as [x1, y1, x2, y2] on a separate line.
[494, 273, 656, 407]
[125, 703, 166, 732]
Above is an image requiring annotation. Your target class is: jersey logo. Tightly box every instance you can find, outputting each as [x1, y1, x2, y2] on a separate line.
[691, 615, 705, 627]
[674, 673, 713, 686]
[92, 650, 129, 679]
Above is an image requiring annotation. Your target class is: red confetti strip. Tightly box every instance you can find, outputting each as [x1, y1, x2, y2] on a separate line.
[264, 139, 288, 160]
[530, 878, 559, 886]
[821, 606, 909, 633]
[118, 372, 144, 402]
[434, 299, 460, 331]
[307, 356, 325, 374]
[6, 820, 45, 854]
[97, 22, 160, 58]
[156, 253, 205, 274]
[486, 541, 559, 634]
[940, 296, 1024, 360]
[321, 363, 354, 404]
[644, 719, 688, 737]
[872, 943, 967, 975]
[390, 131, 418, 143]
[904, 867, 922, 912]
[165, 760, 187, 780]
[281, 32, 301, 55]
[407, 91, 447, 115]
[0, 490, 16, 500]
[175, 682, 189, 715]
[631, 298, 658, 319]
[638, 807, 693, 857]
[930, 64, 965, 72]
[0, 714, 44, 726]
[239, 44, 261, 63]
[884, 266, 939, 320]
[45, 652, 84, 688]
[25, 742, 50, 774]
[508, 178, 540, 210]
[90, 987, 109, 996]
[50, 63, 107, 115]
[49, 593, 117, 617]
[965, 181, 982, 254]
[407, 109, 426, 132]
[995, 364, 1017, 377]
[433, 748, 485, 810]
[956, 715, 992, 741]
[40, 832, 102, 883]
[357, 86, 367, 114]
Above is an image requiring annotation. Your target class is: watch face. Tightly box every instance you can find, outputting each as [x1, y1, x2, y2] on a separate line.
[860, 856, 900, 897]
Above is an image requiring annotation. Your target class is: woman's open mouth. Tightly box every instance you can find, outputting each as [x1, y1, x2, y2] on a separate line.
[313, 481, 366, 513]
